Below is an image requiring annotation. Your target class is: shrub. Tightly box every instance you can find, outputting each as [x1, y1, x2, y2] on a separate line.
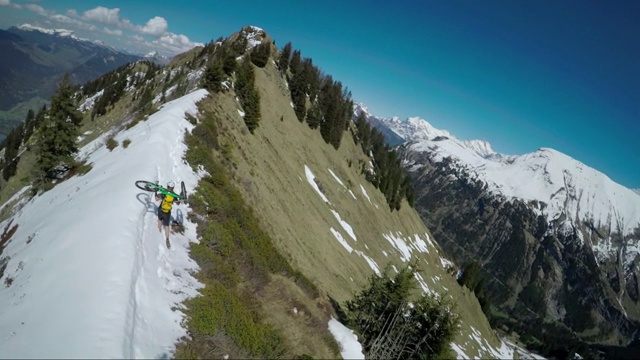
[106, 137, 118, 151]
[75, 162, 93, 176]
[185, 112, 198, 125]
[122, 139, 131, 148]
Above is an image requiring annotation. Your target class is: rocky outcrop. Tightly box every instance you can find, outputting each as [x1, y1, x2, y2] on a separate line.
[399, 143, 640, 346]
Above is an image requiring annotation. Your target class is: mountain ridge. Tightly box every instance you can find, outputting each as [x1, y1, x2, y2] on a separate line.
[355, 102, 640, 349]
[354, 103, 640, 236]
[0, 24, 145, 137]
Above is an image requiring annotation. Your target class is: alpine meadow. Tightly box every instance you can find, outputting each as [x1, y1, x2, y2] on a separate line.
[0, 25, 581, 359]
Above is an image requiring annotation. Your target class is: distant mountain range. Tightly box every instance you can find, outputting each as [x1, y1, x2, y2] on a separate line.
[355, 103, 640, 236]
[0, 24, 158, 136]
[355, 102, 640, 346]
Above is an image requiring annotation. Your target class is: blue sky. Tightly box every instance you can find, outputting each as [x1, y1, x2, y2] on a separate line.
[1, 0, 638, 189]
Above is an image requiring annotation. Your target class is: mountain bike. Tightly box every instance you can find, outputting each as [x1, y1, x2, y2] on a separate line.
[135, 180, 187, 200]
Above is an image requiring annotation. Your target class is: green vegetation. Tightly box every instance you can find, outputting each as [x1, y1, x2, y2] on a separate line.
[275, 42, 414, 210]
[106, 137, 118, 151]
[34, 74, 82, 185]
[74, 161, 93, 176]
[353, 111, 415, 210]
[457, 261, 492, 319]
[175, 102, 338, 359]
[342, 263, 459, 359]
[277, 42, 292, 73]
[122, 139, 131, 148]
[235, 56, 261, 133]
[202, 58, 226, 93]
[250, 41, 272, 68]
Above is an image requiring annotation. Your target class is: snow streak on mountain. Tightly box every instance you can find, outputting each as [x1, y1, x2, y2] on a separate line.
[355, 103, 640, 236]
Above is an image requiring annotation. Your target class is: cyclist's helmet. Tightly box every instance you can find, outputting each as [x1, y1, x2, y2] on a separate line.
[167, 180, 175, 189]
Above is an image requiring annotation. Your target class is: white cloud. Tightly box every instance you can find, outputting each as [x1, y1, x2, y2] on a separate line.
[138, 16, 168, 36]
[13, 2, 201, 56]
[0, 0, 21, 8]
[81, 6, 121, 25]
[150, 32, 203, 54]
[50, 14, 97, 31]
[26, 4, 50, 15]
[103, 27, 123, 36]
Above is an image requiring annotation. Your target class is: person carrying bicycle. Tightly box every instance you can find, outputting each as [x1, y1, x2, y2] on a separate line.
[155, 180, 180, 245]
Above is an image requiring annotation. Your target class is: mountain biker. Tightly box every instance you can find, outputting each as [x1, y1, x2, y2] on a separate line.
[155, 180, 180, 244]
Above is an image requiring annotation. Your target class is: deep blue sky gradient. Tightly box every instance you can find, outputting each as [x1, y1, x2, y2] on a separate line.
[1, 0, 638, 188]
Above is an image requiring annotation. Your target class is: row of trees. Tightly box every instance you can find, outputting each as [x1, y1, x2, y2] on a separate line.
[456, 261, 492, 319]
[201, 30, 263, 133]
[202, 32, 415, 210]
[353, 112, 416, 210]
[279, 43, 353, 150]
[278, 42, 416, 210]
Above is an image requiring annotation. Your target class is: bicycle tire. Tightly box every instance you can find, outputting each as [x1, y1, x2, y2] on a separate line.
[135, 180, 157, 192]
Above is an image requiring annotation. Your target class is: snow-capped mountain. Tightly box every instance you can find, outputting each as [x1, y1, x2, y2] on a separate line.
[144, 51, 171, 65]
[355, 102, 640, 345]
[15, 23, 90, 42]
[354, 103, 640, 236]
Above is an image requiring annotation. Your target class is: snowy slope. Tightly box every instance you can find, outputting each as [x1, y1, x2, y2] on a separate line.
[355, 103, 640, 235]
[0, 90, 208, 358]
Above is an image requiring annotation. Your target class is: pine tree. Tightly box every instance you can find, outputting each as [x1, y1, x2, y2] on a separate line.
[35, 74, 82, 181]
[278, 42, 292, 73]
[289, 71, 307, 122]
[344, 263, 459, 359]
[22, 109, 36, 143]
[305, 101, 322, 129]
[222, 48, 237, 76]
[250, 41, 271, 68]
[1, 122, 24, 181]
[235, 57, 261, 133]
[289, 50, 302, 76]
[202, 58, 226, 93]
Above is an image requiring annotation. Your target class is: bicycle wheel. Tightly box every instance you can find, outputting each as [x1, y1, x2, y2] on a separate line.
[135, 180, 157, 192]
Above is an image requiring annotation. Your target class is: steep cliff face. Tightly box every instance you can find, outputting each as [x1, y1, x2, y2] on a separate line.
[399, 142, 640, 345]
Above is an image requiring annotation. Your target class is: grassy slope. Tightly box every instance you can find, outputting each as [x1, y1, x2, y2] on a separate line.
[203, 57, 503, 358]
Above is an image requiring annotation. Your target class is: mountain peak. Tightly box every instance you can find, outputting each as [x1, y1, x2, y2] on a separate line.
[462, 139, 497, 158]
[239, 25, 268, 51]
[359, 103, 640, 235]
[14, 23, 89, 42]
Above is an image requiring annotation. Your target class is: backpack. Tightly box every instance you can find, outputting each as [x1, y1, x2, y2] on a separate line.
[160, 194, 174, 213]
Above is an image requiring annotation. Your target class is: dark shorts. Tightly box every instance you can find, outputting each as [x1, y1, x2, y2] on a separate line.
[158, 207, 171, 226]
